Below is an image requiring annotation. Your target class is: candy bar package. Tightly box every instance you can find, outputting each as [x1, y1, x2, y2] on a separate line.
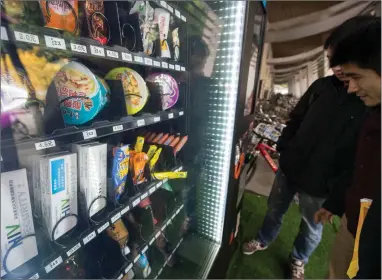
[84, 0, 109, 45]
[1, 169, 38, 277]
[111, 145, 130, 202]
[39, 152, 78, 240]
[73, 143, 107, 218]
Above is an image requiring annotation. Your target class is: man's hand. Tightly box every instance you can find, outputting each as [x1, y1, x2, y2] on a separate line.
[314, 208, 333, 224]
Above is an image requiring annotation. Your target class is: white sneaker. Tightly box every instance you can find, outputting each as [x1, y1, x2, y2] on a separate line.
[242, 239, 268, 255]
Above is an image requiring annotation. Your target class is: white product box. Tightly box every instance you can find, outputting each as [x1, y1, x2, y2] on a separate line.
[73, 143, 107, 217]
[1, 169, 38, 276]
[40, 153, 77, 240]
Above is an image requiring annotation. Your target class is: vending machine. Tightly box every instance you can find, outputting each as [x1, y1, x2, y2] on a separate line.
[0, 0, 265, 278]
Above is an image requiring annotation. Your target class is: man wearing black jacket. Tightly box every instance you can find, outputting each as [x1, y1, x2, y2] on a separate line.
[242, 20, 367, 279]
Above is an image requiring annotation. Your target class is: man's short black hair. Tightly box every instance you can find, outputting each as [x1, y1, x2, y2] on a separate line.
[330, 17, 381, 76]
[324, 16, 378, 50]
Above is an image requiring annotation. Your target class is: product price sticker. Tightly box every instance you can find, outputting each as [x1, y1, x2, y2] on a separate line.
[153, 60, 161, 67]
[153, 116, 160, 123]
[134, 56, 143, 63]
[141, 192, 148, 200]
[1, 26, 8, 41]
[167, 5, 174, 13]
[132, 197, 141, 207]
[181, 66, 185, 71]
[149, 186, 156, 194]
[161, 224, 167, 231]
[144, 57, 153, 65]
[169, 64, 175, 70]
[149, 237, 155, 245]
[125, 263, 133, 274]
[166, 220, 171, 226]
[163, 178, 169, 183]
[181, 15, 186, 22]
[106, 50, 119, 59]
[176, 207, 181, 215]
[175, 10, 181, 18]
[66, 243, 81, 257]
[168, 113, 174, 119]
[161, 61, 168, 68]
[175, 166, 182, 172]
[111, 212, 121, 223]
[71, 43, 87, 53]
[35, 140, 56, 150]
[83, 129, 97, 140]
[180, 204, 184, 210]
[156, 182, 162, 189]
[134, 254, 140, 263]
[175, 64, 180, 71]
[97, 221, 110, 234]
[142, 245, 149, 254]
[45, 35, 66, 50]
[29, 273, 39, 279]
[113, 124, 123, 132]
[90, 45, 105, 56]
[83, 231, 96, 245]
[117, 274, 123, 280]
[45, 256, 63, 274]
[171, 212, 177, 220]
[160, 1, 167, 8]
[122, 52, 133, 61]
[137, 119, 145, 127]
[179, 111, 184, 116]
[155, 231, 161, 239]
[14, 31, 39, 44]
[120, 205, 130, 215]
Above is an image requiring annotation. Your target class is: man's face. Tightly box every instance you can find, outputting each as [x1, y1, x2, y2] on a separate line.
[327, 47, 347, 81]
[342, 63, 381, 107]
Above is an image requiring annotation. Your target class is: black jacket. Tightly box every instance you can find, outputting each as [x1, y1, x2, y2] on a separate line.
[277, 76, 366, 198]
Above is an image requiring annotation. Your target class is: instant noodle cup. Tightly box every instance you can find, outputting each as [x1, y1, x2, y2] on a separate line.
[146, 73, 179, 110]
[54, 61, 106, 125]
[105, 68, 149, 115]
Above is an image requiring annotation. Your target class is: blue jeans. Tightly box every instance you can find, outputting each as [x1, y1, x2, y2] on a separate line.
[257, 171, 325, 264]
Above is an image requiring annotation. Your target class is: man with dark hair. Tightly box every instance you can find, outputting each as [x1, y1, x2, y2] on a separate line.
[315, 17, 381, 279]
[242, 17, 371, 280]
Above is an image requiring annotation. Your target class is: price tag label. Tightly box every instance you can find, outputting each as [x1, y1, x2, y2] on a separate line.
[106, 50, 119, 59]
[144, 57, 153, 65]
[149, 237, 155, 245]
[153, 60, 161, 67]
[122, 52, 132, 61]
[155, 231, 161, 239]
[162, 61, 168, 68]
[35, 140, 56, 150]
[132, 197, 141, 207]
[175, 65, 180, 71]
[166, 220, 171, 226]
[83, 231, 96, 245]
[29, 273, 39, 279]
[83, 129, 97, 140]
[175, 166, 182, 172]
[167, 6, 174, 13]
[125, 263, 133, 274]
[153, 116, 160, 123]
[14, 31, 39, 44]
[169, 64, 175, 69]
[137, 119, 145, 127]
[111, 212, 121, 223]
[66, 243, 81, 257]
[113, 124, 123, 132]
[181, 66, 185, 71]
[149, 186, 155, 194]
[45, 35, 66, 50]
[175, 10, 181, 18]
[134, 254, 140, 263]
[141, 192, 148, 200]
[163, 178, 168, 183]
[97, 221, 110, 234]
[134, 56, 143, 63]
[71, 43, 87, 53]
[179, 111, 184, 116]
[1, 26, 8, 41]
[45, 256, 63, 274]
[176, 208, 181, 215]
[156, 182, 162, 189]
[121, 205, 130, 215]
[90, 45, 105, 56]
[168, 113, 174, 119]
[160, 1, 167, 8]
[180, 204, 184, 210]
[181, 15, 186, 22]
[171, 213, 177, 220]
[142, 245, 149, 254]
[161, 224, 167, 232]
[117, 274, 123, 280]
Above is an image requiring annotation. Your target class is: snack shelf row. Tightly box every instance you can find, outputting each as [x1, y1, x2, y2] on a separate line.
[1, 109, 185, 151]
[19, 165, 183, 280]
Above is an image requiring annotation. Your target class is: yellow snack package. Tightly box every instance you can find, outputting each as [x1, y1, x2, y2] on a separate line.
[134, 136, 145, 153]
[152, 171, 187, 180]
[147, 145, 158, 160]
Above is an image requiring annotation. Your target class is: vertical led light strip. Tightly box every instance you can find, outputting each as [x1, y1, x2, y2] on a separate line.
[196, 1, 246, 243]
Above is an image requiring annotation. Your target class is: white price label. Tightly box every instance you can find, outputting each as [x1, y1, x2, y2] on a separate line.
[175, 166, 182, 172]
[111, 212, 121, 223]
[14, 31, 39, 44]
[97, 222, 110, 234]
[179, 111, 184, 116]
[153, 116, 160, 123]
[71, 43, 87, 53]
[163, 178, 168, 183]
[166, 220, 171, 226]
[156, 182, 162, 189]
[175, 10, 181, 18]
[1, 26, 8, 41]
[137, 119, 145, 127]
[117, 274, 123, 280]
[176, 208, 181, 215]
[155, 231, 161, 239]
[168, 113, 174, 119]
[181, 66, 185, 71]
[149, 237, 155, 245]
[122, 52, 133, 61]
[142, 245, 149, 254]
[169, 64, 175, 69]
[45, 35, 66, 50]
[35, 140, 56, 150]
[134, 56, 143, 63]
[45, 256, 63, 273]
[106, 50, 119, 59]
[160, 1, 167, 8]
[175, 65, 180, 71]
[162, 61, 168, 68]
[144, 57, 153, 65]
[83, 231, 96, 245]
[161, 225, 167, 231]
[113, 124, 123, 132]
[181, 15, 186, 22]
[167, 6, 174, 13]
[153, 60, 161, 67]
[171, 213, 176, 220]
[134, 254, 140, 263]
[149, 187, 155, 194]
[180, 204, 184, 210]
[125, 263, 133, 274]
[132, 197, 141, 207]
[141, 192, 148, 200]
[90, 45, 105, 56]
[83, 129, 97, 140]
[29, 273, 39, 279]
[66, 243, 81, 257]
[121, 205, 130, 215]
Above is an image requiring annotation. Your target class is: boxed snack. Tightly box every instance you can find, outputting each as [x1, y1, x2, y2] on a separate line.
[40, 153, 78, 240]
[1, 169, 38, 276]
[73, 143, 107, 217]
